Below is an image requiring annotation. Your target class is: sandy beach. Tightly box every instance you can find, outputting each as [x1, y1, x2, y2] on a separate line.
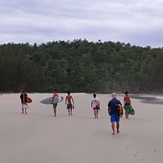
[0, 93, 163, 163]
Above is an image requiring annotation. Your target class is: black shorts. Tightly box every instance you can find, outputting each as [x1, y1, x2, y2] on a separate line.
[67, 103, 72, 109]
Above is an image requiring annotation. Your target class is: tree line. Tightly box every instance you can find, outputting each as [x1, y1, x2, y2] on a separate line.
[0, 40, 163, 93]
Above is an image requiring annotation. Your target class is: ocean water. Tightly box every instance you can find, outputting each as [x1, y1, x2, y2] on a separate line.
[155, 96, 163, 100]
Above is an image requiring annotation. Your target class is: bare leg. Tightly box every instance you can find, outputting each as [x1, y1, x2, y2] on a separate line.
[111, 122, 115, 135]
[53, 109, 56, 116]
[22, 107, 24, 114]
[96, 110, 98, 118]
[125, 112, 129, 119]
[25, 108, 27, 114]
[94, 110, 98, 118]
[68, 109, 71, 115]
[94, 110, 96, 118]
[116, 122, 120, 133]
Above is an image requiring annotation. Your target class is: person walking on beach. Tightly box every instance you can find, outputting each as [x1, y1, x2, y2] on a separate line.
[20, 89, 28, 114]
[51, 89, 58, 117]
[65, 91, 74, 115]
[108, 93, 122, 135]
[91, 93, 100, 119]
[124, 91, 131, 119]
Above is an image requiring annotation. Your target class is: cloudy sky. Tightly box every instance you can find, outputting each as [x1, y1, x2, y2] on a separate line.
[0, 0, 163, 47]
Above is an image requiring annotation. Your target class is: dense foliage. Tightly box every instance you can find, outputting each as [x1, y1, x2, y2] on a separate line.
[0, 40, 163, 93]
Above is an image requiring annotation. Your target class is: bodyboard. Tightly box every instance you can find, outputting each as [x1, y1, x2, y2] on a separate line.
[96, 101, 100, 110]
[40, 96, 63, 104]
[117, 104, 123, 117]
[96, 105, 100, 110]
[124, 105, 135, 115]
[26, 97, 32, 103]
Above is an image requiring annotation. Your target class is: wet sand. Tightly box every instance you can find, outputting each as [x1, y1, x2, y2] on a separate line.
[0, 93, 163, 163]
[129, 94, 163, 104]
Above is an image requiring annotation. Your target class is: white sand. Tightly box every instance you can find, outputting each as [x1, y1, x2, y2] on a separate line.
[0, 93, 163, 163]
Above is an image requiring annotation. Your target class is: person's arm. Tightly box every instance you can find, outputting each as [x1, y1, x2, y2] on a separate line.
[124, 97, 126, 105]
[107, 101, 110, 113]
[25, 94, 28, 103]
[129, 97, 131, 105]
[65, 96, 67, 105]
[51, 94, 55, 104]
[91, 101, 93, 108]
[108, 106, 111, 115]
[71, 97, 74, 106]
[97, 100, 100, 106]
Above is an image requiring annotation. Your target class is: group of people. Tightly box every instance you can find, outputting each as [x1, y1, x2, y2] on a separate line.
[91, 91, 132, 135]
[51, 89, 74, 117]
[20, 89, 75, 116]
[20, 89, 132, 135]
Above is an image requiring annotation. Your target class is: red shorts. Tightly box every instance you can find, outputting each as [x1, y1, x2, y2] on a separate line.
[93, 107, 97, 111]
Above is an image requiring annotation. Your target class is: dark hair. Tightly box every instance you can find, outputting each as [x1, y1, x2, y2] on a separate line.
[93, 93, 96, 98]
[54, 89, 57, 92]
[125, 91, 128, 95]
[67, 91, 70, 95]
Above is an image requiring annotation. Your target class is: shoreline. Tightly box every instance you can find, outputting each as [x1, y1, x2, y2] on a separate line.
[1, 92, 163, 105]
[129, 94, 163, 105]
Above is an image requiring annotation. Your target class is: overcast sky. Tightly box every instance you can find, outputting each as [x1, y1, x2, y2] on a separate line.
[0, 0, 163, 47]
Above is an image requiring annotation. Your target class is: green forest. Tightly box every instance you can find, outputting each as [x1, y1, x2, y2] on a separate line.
[0, 40, 163, 93]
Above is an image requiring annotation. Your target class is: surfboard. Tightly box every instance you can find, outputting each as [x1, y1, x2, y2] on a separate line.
[123, 105, 135, 115]
[117, 104, 123, 117]
[40, 96, 63, 104]
[96, 101, 100, 110]
[26, 97, 32, 103]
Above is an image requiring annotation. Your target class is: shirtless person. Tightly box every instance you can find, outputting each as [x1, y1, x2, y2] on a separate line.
[124, 91, 131, 119]
[51, 89, 59, 117]
[65, 91, 74, 115]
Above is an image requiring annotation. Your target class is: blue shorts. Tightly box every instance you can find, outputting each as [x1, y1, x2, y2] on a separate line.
[53, 103, 58, 109]
[110, 114, 120, 122]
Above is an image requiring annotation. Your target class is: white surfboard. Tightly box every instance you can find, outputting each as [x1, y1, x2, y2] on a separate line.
[40, 96, 63, 104]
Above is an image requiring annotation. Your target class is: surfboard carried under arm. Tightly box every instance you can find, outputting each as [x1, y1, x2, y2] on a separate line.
[40, 96, 63, 104]
[27, 97, 32, 103]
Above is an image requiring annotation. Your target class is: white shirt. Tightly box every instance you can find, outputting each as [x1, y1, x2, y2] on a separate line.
[91, 97, 99, 108]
